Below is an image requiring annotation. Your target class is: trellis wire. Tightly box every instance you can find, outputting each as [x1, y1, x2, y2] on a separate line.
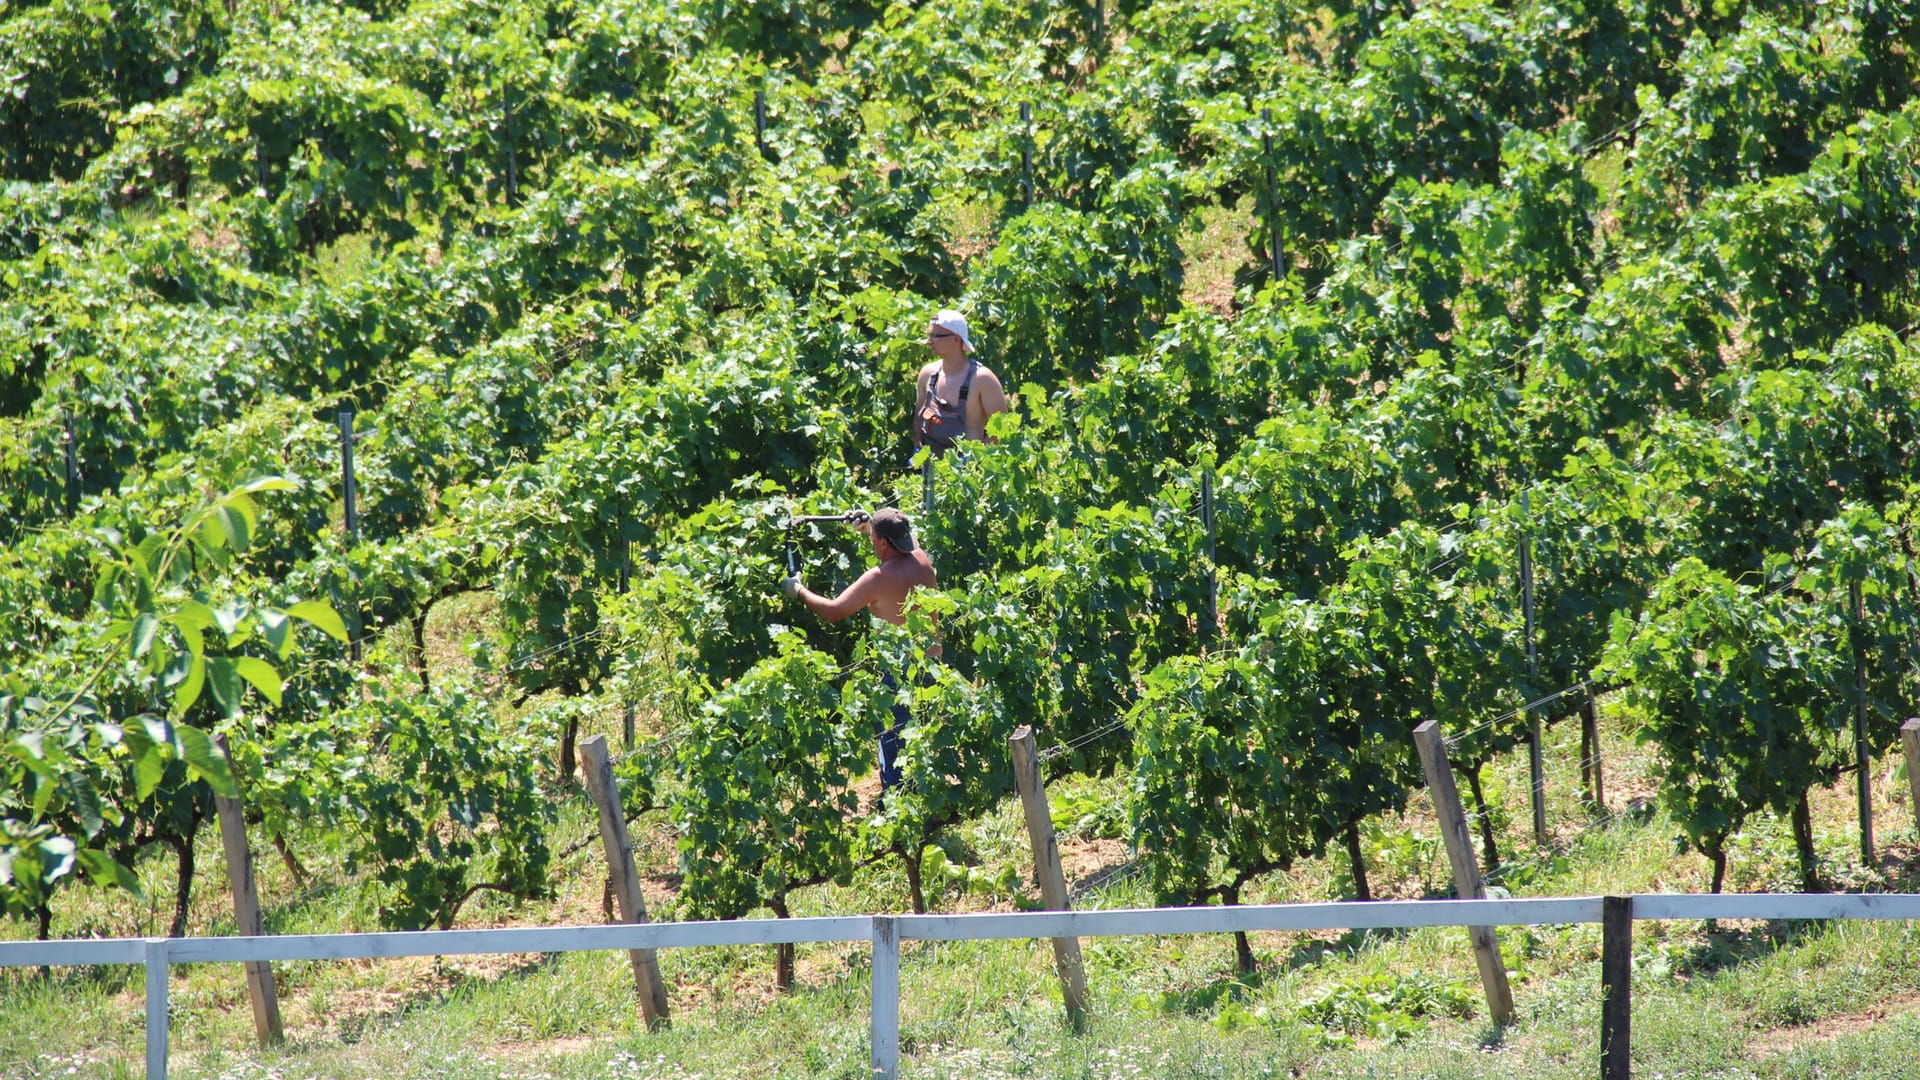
[507, 625, 611, 672]
[1443, 679, 1594, 751]
[1037, 719, 1129, 764]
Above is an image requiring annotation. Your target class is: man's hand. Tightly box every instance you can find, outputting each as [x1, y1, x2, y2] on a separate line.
[781, 573, 803, 600]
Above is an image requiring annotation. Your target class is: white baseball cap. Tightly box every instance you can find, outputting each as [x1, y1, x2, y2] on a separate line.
[931, 309, 974, 353]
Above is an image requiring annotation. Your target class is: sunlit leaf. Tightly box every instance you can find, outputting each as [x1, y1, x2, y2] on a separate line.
[234, 657, 283, 708]
[76, 849, 142, 895]
[208, 657, 242, 717]
[261, 608, 293, 660]
[176, 725, 236, 797]
[129, 613, 159, 660]
[286, 600, 349, 643]
[172, 655, 207, 717]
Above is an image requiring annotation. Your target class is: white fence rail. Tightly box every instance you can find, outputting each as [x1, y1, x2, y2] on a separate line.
[5, 893, 1919, 1079]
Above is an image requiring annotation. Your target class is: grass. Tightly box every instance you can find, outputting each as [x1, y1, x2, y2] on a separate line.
[1180, 197, 1256, 316]
[10, 896, 1920, 1077]
[313, 230, 382, 290]
[9, 602, 1920, 1079]
[939, 198, 1002, 273]
[1584, 143, 1630, 204]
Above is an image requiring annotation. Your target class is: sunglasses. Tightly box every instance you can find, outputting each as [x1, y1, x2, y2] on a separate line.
[927, 329, 956, 340]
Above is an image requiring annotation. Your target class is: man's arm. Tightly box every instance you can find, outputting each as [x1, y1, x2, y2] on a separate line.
[969, 368, 1009, 443]
[797, 567, 887, 622]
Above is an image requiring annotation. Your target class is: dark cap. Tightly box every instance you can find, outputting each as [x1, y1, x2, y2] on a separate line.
[869, 507, 916, 553]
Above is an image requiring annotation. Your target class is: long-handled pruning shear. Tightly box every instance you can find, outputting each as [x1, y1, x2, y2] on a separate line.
[783, 509, 872, 575]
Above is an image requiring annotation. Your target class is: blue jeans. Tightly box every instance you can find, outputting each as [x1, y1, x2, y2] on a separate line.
[878, 671, 911, 791]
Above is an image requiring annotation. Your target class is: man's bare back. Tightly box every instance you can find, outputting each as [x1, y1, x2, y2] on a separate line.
[841, 548, 937, 625]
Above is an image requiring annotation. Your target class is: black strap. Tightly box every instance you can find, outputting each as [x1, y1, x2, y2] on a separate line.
[924, 364, 977, 407]
[917, 371, 938, 442]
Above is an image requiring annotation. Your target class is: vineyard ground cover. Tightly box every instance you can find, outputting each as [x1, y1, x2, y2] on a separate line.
[1177, 197, 1255, 316]
[311, 230, 383, 292]
[936, 198, 1001, 270]
[9, 688, 1920, 1078]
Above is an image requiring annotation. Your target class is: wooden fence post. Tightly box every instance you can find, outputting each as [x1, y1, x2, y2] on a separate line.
[1413, 720, 1516, 1026]
[871, 915, 900, 1080]
[1601, 895, 1633, 1080]
[145, 937, 169, 1080]
[580, 735, 671, 1030]
[1008, 727, 1090, 1028]
[211, 735, 283, 1047]
[1902, 719, 1920, 834]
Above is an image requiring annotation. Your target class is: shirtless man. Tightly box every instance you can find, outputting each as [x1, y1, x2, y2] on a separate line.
[781, 508, 937, 790]
[782, 508, 937, 626]
[913, 309, 1009, 454]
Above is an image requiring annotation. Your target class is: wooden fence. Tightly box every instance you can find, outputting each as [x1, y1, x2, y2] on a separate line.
[5, 892, 1920, 1079]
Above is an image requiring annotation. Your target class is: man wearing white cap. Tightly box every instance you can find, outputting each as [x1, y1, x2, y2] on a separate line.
[913, 308, 1008, 455]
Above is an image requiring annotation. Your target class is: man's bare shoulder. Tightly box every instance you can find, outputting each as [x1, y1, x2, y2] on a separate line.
[878, 556, 920, 579]
[903, 551, 940, 587]
[878, 553, 936, 587]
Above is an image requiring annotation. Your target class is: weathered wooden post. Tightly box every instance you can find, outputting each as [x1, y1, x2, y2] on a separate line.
[580, 735, 671, 1029]
[1601, 895, 1633, 1080]
[1413, 720, 1515, 1025]
[211, 736, 283, 1047]
[1008, 726, 1090, 1028]
[871, 915, 901, 1080]
[145, 937, 169, 1079]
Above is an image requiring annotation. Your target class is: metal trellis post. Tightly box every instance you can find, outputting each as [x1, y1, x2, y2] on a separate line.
[1521, 490, 1545, 845]
[754, 88, 770, 161]
[1020, 102, 1034, 207]
[1262, 108, 1283, 283]
[63, 413, 79, 518]
[339, 408, 362, 663]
